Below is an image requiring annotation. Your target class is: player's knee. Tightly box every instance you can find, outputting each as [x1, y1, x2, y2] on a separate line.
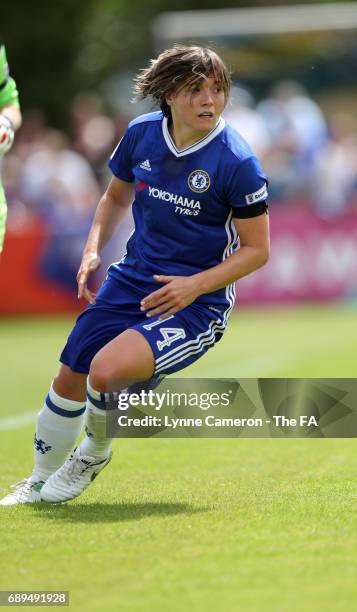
[89, 354, 144, 392]
[88, 361, 106, 392]
[89, 356, 122, 392]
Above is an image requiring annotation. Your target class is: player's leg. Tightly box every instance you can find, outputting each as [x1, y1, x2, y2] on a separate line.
[79, 328, 154, 458]
[33, 365, 87, 480]
[89, 328, 155, 389]
[0, 290, 130, 506]
[35, 299, 136, 492]
[39, 272, 231, 504]
[52, 364, 87, 401]
[40, 329, 155, 503]
[0, 365, 87, 506]
[40, 302, 229, 504]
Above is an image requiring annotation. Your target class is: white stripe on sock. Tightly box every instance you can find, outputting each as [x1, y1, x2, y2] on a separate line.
[49, 383, 85, 411]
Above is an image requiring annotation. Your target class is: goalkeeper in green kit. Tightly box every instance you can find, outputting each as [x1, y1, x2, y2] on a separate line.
[0, 41, 21, 253]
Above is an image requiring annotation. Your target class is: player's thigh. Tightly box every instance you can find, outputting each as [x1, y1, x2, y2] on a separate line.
[132, 304, 227, 376]
[60, 278, 145, 376]
[89, 329, 155, 391]
[53, 364, 87, 402]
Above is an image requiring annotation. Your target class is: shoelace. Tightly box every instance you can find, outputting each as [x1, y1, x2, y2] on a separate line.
[57, 455, 96, 487]
[10, 479, 32, 500]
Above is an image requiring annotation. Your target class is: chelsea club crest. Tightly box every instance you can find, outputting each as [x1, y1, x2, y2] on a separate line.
[188, 170, 211, 193]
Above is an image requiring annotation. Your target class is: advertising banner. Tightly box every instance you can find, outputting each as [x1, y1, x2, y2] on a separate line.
[237, 208, 357, 304]
[1, 208, 357, 313]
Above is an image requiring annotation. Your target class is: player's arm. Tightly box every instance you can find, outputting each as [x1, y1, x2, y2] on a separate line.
[141, 211, 269, 319]
[195, 212, 270, 292]
[0, 43, 22, 155]
[77, 177, 134, 303]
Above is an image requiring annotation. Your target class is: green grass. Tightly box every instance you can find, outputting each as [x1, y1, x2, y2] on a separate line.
[0, 305, 357, 611]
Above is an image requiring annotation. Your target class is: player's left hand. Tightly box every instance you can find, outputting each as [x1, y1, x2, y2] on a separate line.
[141, 274, 201, 320]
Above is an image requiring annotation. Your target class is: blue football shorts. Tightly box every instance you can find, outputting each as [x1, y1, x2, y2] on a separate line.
[60, 272, 229, 376]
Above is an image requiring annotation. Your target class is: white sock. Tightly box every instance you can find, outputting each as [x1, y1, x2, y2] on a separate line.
[79, 380, 113, 460]
[32, 384, 86, 481]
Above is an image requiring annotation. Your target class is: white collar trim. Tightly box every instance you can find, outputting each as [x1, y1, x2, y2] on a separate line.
[162, 116, 225, 157]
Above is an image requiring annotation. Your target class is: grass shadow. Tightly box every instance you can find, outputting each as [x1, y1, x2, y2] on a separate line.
[26, 501, 207, 523]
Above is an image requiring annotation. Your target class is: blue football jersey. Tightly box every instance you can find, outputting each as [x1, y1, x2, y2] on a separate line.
[108, 111, 268, 310]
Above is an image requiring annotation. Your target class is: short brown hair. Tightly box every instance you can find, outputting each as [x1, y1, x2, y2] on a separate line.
[133, 45, 231, 117]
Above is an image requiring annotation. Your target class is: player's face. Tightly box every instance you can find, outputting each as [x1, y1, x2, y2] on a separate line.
[167, 76, 226, 137]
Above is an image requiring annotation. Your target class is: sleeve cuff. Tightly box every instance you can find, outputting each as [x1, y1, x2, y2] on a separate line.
[108, 163, 134, 183]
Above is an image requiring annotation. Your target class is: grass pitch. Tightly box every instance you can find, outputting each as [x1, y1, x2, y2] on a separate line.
[0, 304, 357, 611]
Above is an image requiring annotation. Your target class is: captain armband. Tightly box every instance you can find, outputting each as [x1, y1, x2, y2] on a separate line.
[231, 201, 268, 219]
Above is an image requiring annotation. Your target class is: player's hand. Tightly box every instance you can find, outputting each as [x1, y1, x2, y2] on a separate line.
[141, 274, 201, 320]
[77, 252, 101, 304]
[0, 115, 15, 156]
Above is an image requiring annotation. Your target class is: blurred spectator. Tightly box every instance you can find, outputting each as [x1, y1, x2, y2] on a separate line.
[312, 113, 357, 217]
[224, 85, 271, 158]
[2, 81, 357, 293]
[257, 81, 328, 201]
[19, 127, 100, 221]
[6, 123, 102, 289]
[257, 81, 327, 156]
[71, 92, 117, 187]
[3, 102, 133, 290]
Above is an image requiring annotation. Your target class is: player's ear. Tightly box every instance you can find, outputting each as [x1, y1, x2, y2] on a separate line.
[165, 90, 175, 107]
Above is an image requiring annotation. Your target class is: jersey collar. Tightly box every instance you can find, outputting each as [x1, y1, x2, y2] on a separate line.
[162, 116, 225, 158]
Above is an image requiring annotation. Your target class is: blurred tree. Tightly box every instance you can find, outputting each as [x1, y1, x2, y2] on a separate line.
[1, 0, 99, 126]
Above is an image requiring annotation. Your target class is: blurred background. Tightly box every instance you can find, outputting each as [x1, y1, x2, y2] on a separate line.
[1, 0, 357, 376]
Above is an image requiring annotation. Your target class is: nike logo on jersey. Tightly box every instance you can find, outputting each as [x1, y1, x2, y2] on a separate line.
[139, 159, 151, 171]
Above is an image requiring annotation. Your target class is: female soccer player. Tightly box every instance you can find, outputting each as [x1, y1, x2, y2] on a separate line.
[1, 45, 269, 505]
[0, 41, 22, 253]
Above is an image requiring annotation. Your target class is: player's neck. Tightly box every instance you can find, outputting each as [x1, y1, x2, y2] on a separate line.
[169, 118, 213, 150]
